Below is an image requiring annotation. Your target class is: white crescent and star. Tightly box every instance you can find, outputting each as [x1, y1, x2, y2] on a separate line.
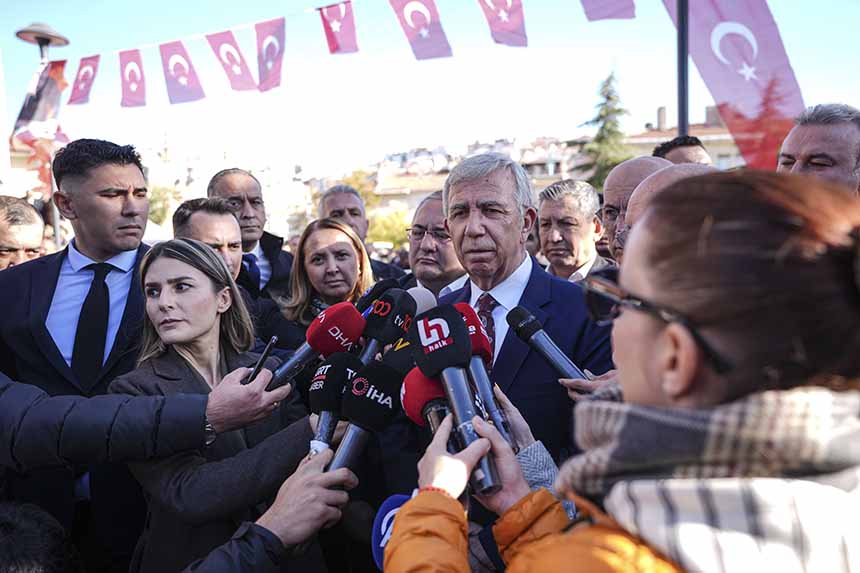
[76, 65, 94, 90]
[403, 0, 432, 37]
[262, 35, 281, 70]
[325, 3, 348, 33]
[124, 60, 142, 92]
[218, 43, 243, 75]
[167, 53, 191, 86]
[483, 0, 513, 21]
[710, 21, 759, 82]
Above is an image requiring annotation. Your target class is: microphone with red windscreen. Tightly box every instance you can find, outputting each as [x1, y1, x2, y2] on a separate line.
[269, 301, 366, 389]
[454, 303, 513, 447]
[401, 367, 459, 453]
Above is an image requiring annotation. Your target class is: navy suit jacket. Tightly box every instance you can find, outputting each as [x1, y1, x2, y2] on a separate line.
[0, 244, 150, 566]
[440, 259, 614, 461]
[237, 231, 293, 303]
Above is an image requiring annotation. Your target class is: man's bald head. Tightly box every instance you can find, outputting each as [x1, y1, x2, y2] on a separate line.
[602, 156, 672, 260]
[627, 163, 718, 227]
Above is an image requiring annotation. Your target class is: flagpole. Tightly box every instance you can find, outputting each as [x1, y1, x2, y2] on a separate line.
[677, 0, 689, 136]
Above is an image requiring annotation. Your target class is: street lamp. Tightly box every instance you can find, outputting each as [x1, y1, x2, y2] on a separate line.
[15, 23, 68, 248]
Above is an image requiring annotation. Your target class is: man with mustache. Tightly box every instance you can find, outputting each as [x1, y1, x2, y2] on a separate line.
[439, 152, 613, 462]
[0, 139, 156, 571]
[400, 191, 467, 298]
[538, 179, 614, 282]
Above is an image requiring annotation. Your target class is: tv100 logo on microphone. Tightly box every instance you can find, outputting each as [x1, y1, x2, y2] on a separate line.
[370, 297, 413, 334]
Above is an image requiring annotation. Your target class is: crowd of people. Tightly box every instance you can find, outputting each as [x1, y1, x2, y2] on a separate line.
[0, 102, 858, 573]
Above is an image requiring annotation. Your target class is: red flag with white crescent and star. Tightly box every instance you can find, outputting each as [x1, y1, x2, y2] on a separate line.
[206, 31, 257, 91]
[119, 49, 146, 107]
[389, 0, 452, 60]
[68, 55, 99, 105]
[663, 0, 805, 169]
[256, 17, 286, 92]
[159, 41, 206, 104]
[477, 0, 527, 46]
[580, 0, 635, 21]
[319, 1, 359, 54]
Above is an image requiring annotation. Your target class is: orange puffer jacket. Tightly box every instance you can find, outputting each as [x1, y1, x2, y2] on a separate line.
[384, 488, 681, 573]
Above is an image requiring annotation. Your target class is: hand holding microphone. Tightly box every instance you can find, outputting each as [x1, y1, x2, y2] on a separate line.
[409, 305, 500, 495]
[307, 352, 363, 453]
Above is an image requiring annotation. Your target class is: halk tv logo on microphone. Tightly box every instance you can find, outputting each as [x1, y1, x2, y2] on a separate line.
[351, 376, 394, 408]
[417, 317, 453, 354]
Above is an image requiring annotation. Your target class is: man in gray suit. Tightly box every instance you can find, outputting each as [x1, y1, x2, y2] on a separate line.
[537, 180, 615, 282]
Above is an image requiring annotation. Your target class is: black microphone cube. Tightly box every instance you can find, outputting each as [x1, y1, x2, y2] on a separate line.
[409, 305, 472, 378]
[308, 352, 364, 415]
[363, 288, 418, 346]
[341, 361, 403, 432]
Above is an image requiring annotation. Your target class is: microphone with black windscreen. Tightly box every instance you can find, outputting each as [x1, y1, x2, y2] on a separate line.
[506, 306, 587, 380]
[328, 361, 403, 473]
[356, 278, 400, 314]
[358, 286, 436, 365]
[409, 305, 500, 495]
[454, 303, 513, 447]
[269, 301, 366, 389]
[307, 352, 364, 454]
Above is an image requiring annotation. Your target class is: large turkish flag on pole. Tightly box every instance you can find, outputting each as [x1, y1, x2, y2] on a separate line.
[389, 0, 453, 60]
[663, 0, 805, 169]
[159, 41, 206, 104]
[477, 0, 527, 47]
[256, 17, 286, 92]
[119, 49, 146, 107]
[319, 1, 359, 54]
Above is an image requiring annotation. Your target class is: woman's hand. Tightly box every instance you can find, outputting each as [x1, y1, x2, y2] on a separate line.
[308, 414, 349, 445]
[559, 369, 617, 401]
[493, 385, 535, 450]
[417, 414, 490, 501]
[472, 417, 531, 516]
[206, 368, 292, 433]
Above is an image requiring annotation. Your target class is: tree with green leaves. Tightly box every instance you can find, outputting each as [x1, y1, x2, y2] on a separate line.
[577, 72, 631, 190]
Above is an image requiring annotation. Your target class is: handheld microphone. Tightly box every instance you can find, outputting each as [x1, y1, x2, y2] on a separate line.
[359, 286, 436, 364]
[307, 352, 363, 454]
[410, 305, 500, 495]
[401, 367, 459, 453]
[328, 361, 403, 473]
[269, 301, 365, 389]
[454, 303, 513, 447]
[506, 306, 587, 380]
[356, 278, 400, 313]
[371, 494, 411, 571]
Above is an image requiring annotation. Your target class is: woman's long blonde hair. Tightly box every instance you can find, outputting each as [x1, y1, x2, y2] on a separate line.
[137, 238, 254, 365]
[282, 218, 373, 325]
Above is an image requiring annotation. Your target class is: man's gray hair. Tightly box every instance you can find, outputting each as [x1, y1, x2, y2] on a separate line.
[538, 180, 600, 219]
[414, 190, 443, 218]
[442, 153, 534, 216]
[319, 184, 364, 218]
[795, 103, 860, 129]
[0, 196, 43, 227]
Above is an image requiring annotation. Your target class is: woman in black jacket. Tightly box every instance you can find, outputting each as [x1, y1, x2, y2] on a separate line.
[109, 238, 325, 573]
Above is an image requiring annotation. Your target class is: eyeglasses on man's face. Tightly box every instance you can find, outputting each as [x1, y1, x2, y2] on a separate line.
[579, 275, 733, 374]
[406, 226, 451, 243]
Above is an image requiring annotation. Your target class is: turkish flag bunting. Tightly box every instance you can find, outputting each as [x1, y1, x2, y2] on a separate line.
[68, 55, 99, 105]
[477, 0, 527, 47]
[389, 0, 452, 60]
[319, 1, 359, 54]
[159, 41, 206, 104]
[580, 0, 635, 21]
[207, 31, 257, 91]
[662, 0, 805, 169]
[119, 49, 146, 107]
[256, 18, 286, 92]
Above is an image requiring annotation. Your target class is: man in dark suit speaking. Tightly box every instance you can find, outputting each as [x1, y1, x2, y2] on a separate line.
[439, 153, 614, 461]
[0, 139, 152, 572]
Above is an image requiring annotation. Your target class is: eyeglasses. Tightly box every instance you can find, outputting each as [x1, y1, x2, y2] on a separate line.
[580, 276, 733, 374]
[406, 226, 451, 243]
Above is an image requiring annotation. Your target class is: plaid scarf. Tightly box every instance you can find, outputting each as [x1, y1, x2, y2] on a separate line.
[556, 385, 860, 497]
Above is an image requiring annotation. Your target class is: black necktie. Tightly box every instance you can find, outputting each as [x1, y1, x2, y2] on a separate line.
[72, 263, 113, 388]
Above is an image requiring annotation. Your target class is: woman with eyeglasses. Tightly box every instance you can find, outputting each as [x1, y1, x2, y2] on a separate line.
[109, 239, 346, 573]
[384, 171, 860, 573]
